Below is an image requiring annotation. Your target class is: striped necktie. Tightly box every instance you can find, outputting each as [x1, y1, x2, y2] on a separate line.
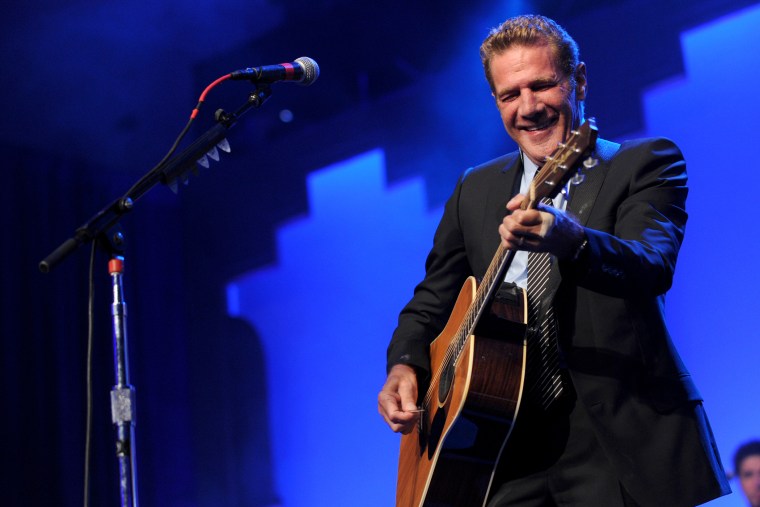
[526, 198, 565, 410]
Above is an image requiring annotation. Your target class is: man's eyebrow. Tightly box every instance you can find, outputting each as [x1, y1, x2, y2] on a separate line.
[496, 76, 559, 95]
[531, 76, 560, 86]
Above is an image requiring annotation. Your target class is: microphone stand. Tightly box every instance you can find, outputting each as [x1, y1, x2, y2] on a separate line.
[39, 84, 273, 507]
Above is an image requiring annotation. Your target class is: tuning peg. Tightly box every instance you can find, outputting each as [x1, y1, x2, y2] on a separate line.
[197, 155, 210, 169]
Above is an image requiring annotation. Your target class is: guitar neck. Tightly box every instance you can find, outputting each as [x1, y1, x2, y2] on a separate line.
[471, 244, 515, 330]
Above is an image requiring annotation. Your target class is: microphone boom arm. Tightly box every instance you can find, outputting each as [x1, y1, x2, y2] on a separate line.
[39, 83, 272, 273]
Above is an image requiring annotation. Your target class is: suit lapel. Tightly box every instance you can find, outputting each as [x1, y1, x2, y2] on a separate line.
[481, 152, 522, 259]
[548, 138, 620, 296]
[566, 138, 619, 224]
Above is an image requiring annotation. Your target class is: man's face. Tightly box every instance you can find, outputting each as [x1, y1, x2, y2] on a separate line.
[490, 44, 586, 166]
[740, 455, 760, 507]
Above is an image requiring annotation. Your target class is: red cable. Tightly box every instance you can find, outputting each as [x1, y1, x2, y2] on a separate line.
[190, 74, 232, 119]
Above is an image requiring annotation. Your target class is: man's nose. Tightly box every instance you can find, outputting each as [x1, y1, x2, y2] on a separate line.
[519, 92, 544, 118]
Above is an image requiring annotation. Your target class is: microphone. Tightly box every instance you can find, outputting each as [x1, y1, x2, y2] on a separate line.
[229, 56, 319, 86]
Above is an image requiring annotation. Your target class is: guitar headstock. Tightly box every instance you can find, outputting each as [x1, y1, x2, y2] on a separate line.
[524, 117, 598, 209]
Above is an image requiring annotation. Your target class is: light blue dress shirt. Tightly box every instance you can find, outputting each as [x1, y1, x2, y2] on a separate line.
[504, 153, 568, 289]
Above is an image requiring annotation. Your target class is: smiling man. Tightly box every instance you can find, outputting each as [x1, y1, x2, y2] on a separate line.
[378, 14, 730, 507]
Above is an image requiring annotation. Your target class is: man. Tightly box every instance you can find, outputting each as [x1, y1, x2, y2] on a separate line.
[377, 14, 730, 507]
[734, 441, 760, 507]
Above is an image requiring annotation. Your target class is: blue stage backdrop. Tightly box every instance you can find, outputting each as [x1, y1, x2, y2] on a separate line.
[227, 5, 760, 506]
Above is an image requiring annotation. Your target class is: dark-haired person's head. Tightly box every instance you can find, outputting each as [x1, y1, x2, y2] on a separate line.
[734, 440, 760, 507]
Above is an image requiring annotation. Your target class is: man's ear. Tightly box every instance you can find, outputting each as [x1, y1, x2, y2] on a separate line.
[576, 62, 587, 100]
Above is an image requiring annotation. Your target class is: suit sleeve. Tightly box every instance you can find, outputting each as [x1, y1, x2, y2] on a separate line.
[385, 173, 474, 376]
[562, 138, 688, 297]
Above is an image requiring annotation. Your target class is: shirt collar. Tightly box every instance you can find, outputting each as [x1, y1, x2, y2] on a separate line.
[520, 150, 540, 187]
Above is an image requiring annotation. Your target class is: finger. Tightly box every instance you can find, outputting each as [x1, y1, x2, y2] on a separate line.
[516, 234, 537, 251]
[506, 193, 525, 211]
[379, 403, 419, 433]
[514, 209, 544, 227]
[378, 387, 420, 423]
[397, 383, 418, 413]
[377, 391, 402, 419]
[392, 410, 420, 434]
[400, 419, 418, 435]
[500, 223, 528, 250]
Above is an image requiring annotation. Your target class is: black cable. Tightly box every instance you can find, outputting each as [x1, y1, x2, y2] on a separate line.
[121, 74, 231, 202]
[83, 240, 96, 507]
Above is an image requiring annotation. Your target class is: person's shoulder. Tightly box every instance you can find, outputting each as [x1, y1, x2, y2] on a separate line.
[605, 137, 686, 176]
[461, 151, 520, 182]
[615, 136, 683, 156]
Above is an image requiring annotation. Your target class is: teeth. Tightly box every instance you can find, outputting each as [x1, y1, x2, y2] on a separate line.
[525, 118, 557, 131]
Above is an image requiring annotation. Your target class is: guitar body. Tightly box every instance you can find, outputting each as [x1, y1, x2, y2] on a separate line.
[396, 276, 527, 507]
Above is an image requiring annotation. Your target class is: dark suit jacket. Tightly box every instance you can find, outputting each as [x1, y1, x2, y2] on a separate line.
[387, 137, 730, 506]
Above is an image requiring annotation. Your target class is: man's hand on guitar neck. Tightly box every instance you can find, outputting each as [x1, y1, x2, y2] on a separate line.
[499, 193, 586, 259]
[378, 364, 420, 434]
